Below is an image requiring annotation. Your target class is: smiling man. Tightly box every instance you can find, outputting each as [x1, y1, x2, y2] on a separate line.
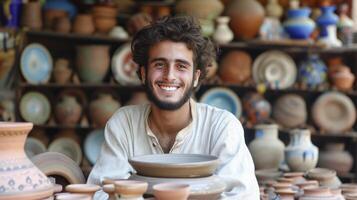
[88, 16, 259, 199]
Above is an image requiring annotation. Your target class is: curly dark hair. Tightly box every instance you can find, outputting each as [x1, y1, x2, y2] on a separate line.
[131, 15, 217, 84]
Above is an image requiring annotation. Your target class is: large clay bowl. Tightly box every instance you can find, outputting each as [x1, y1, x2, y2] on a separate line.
[128, 154, 220, 178]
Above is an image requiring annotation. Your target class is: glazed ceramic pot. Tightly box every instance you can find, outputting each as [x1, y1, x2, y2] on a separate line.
[3, 0, 22, 27]
[242, 92, 271, 125]
[73, 14, 95, 34]
[273, 94, 307, 128]
[316, 6, 342, 47]
[337, 4, 354, 46]
[53, 58, 72, 84]
[114, 180, 148, 200]
[175, 0, 224, 36]
[0, 122, 54, 200]
[43, 0, 77, 19]
[248, 124, 285, 170]
[89, 94, 120, 128]
[318, 143, 353, 175]
[55, 95, 82, 125]
[213, 16, 234, 44]
[153, 183, 190, 200]
[219, 50, 252, 84]
[225, 0, 265, 40]
[285, 129, 318, 172]
[299, 54, 327, 89]
[76, 45, 110, 83]
[283, 7, 315, 39]
[331, 67, 355, 91]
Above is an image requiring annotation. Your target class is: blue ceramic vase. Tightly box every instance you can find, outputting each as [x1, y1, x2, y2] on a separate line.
[1, 0, 22, 27]
[299, 54, 327, 88]
[283, 7, 315, 39]
[43, 0, 77, 18]
[316, 6, 338, 37]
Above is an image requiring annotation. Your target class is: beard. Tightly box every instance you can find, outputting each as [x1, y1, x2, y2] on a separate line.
[145, 78, 194, 111]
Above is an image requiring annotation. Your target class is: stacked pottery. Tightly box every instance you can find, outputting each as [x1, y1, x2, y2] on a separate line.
[0, 122, 54, 199]
[299, 54, 327, 89]
[92, 4, 118, 33]
[273, 94, 307, 128]
[219, 50, 252, 84]
[175, 0, 224, 36]
[283, 5, 315, 39]
[318, 143, 353, 176]
[316, 6, 342, 47]
[65, 184, 101, 200]
[225, 0, 265, 40]
[242, 92, 271, 125]
[299, 187, 339, 200]
[114, 180, 148, 200]
[248, 124, 285, 170]
[212, 16, 234, 44]
[285, 129, 318, 172]
[89, 94, 120, 128]
[306, 168, 341, 189]
[76, 45, 110, 83]
[55, 95, 82, 125]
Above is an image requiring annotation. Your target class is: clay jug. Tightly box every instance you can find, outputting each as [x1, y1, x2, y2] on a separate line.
[0, 122, 53, 199]
[55, 95, 82, 125]
[248, 124, 285, 170]
[76, 45, 110, 83]
[318, 143, 353, 175]
[226, 0, 265, 40]
[213, 16, 234, 44]
[89, 94, 120, 128]
[53, 58, 72, 84]
[285, 129, 318, 172]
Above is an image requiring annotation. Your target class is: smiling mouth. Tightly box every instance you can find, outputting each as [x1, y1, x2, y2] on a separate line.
[157, 83, 180, 92]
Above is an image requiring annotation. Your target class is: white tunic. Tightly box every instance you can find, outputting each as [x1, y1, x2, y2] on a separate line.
[87, 99, 259, 200]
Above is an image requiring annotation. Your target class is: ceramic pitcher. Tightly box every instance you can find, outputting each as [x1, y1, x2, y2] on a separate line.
[285, 129, 318, 172]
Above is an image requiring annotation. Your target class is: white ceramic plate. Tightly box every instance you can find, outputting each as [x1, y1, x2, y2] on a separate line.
[48, 138, 82, 165]
[84, 129, 105, 165]
[19, 92, 51, 125]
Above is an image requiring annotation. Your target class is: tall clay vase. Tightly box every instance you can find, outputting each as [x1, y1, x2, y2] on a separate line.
[0, 122, 54, 199]
[76, 45, 110, 83]
[55, 96, 82, 125]
[89, 94, 120, 128]
[318, 143, 353, 176]
[285, 129, 318, 172]
[225, 0, 265, 40]
[248, 124, 285, 170]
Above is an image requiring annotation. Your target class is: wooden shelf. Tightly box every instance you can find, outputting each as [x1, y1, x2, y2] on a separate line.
[18, 83, 144, 90]
[34, 124, 95, 130]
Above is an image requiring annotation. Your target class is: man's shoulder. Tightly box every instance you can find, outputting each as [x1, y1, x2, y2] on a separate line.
[195, 101, 237, 121]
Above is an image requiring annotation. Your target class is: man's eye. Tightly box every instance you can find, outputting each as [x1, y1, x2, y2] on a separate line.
[154, 62, 164, 68]
[178, 64, 187, 70]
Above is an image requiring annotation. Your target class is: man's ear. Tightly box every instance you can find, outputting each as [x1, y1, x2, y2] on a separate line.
[140, 67, 146, 84]
[194, 69, 201, 87]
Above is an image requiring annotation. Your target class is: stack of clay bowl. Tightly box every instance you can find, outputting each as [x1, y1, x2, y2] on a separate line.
[92, 4, 118, 33]
[340, 184, 357, 199]
[55, 184, 101, 200]
[125, 154, 226, 199]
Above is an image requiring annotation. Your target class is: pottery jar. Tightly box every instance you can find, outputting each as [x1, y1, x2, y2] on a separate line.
[242, 92, 271, 125]
[283, 7, 316, 39]
[316, 6, 342, 47]
[114, 180, 148, 200]
[21, 1, 43, 29]
[53, 58, 72, 84]
[54, 16, 71, 33]
[298, 54, 327, 89]
[0, 122, 54, 199]
[153, 183, 190, 200]
[73, 14, 95, 34]
[248, 124, 285, 170]
[285, 129, 318, 172]
[55, 95, 82, 125]
[76, 45, 110, 83]
[219, 50, 252, 84]
[331, 67, 355, 91]
[43, 9, 68, 30]
[93, 17, 117, 33]
[225, 0, 265, 40]
[318, 143, 353, 176]
[213, 16, 234, 44]
[337, 4, 354, 46]
[89, 94, 120, 128]
[265, 0, 283, 18]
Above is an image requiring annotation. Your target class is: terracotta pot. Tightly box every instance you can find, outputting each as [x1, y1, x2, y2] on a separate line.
[331, 68, 355, 90]
[43, 9, 68, 29]
[275, 189, 295, 200]
[273, 94, 307, 128]
[306, 168, 341, 188]
[318, 143, 353, 175]
[114, 180, 148, 199]
[54, 16, 71, 33]
[55, 95, 82, 125]
[53, 58, 72, 84]
[55, 193, 92, 200]
[92, 5, 117, 18]
[93, 17, 117, 33]
[76, 45, 110, 83]
[0, 122, 53, 199]
[89, 94, 120, 128]
[73, 14, 95, 34]
[226, 0, 265, 40]
[21, 1, 42, 29]
[65, 184, 101, 199]
[219, 50, 252, 84]
[248, 124, 285, 170]
[285, 129, 319, 172]
[153, 183, 190, 200]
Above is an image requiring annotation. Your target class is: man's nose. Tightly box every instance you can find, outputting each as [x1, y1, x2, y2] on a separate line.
[163, 65, 175, 80]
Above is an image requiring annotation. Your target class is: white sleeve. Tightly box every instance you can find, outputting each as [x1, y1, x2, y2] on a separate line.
[210, 114, 260, 200]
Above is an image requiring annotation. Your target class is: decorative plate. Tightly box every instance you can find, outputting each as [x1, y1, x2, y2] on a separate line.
[199, 87, 242, 118]
[111, 43, 141, 86]
[25, 137, 47, 158]
[21, 43, 53, 84]
[19, 92, 51, 125]
[31, 152, 86, 184]
[312, 92, 356, 133]
[128, 154, 220, 178]
[252, 50, 296, 89]
[84, 129, 105, 165]
[48, 138, 83, 165]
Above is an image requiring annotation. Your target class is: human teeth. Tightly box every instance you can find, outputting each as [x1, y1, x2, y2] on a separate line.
[160, 86, 177, 91]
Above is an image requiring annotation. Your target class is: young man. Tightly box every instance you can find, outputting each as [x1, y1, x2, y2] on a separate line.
[88, 16, 259, 199]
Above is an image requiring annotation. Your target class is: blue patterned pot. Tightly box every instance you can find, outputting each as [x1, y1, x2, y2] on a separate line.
[43, 0, 77, 18]
[299, 54, 327, 88]
[316, 6, 338, 37]
[283, 7, 315, 39]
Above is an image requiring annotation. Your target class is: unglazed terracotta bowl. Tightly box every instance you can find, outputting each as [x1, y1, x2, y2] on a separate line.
[65, 184, 101, 197]
[153, 183, 190, 200]
[114, 180, 148, 198]
[128, 154, 220, 178]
